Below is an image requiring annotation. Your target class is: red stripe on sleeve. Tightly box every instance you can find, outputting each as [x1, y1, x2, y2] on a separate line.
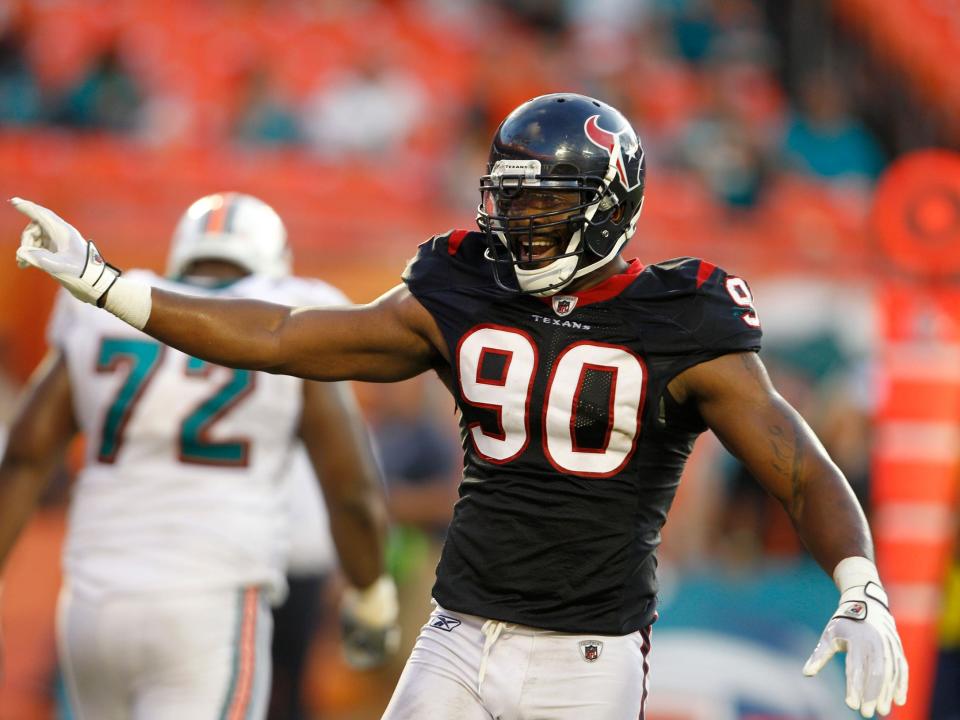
[447, 229, 469, 255]
[695, 260, 717, 289]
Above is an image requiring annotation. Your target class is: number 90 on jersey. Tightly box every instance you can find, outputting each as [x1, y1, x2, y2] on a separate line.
[457, 326, 647, 478]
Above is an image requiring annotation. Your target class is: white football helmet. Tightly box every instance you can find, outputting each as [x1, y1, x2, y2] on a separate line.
[166, 192, 292, 280]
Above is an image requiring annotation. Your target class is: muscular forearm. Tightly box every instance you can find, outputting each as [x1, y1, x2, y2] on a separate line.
[785, 461, 873, 575]
[142, 287, 293, 372]
[328, 493, 389, 588]
[746, 403, 873, 574]
[741, 396, 872, 573]
[143, 289, 391, 380]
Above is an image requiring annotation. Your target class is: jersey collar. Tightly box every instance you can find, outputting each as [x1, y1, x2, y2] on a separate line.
[539, 258, 645, 307]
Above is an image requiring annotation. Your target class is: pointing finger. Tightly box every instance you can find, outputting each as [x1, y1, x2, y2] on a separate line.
[10, 198, 66, 236]
[10, 197, 45, 221]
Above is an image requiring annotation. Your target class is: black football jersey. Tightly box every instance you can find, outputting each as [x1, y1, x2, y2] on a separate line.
[402, 230, 762, 634]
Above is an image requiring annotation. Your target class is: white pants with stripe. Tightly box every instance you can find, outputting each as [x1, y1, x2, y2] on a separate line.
[56, 584, 272, 720]
[382, 603, 652, 720]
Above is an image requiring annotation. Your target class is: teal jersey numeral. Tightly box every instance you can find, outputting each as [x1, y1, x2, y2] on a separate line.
[180, 357, 256, 466]
[96, 338, 164, 463]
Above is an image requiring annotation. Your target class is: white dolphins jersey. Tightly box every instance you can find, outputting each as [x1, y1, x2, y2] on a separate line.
[47, 270, 347, 603]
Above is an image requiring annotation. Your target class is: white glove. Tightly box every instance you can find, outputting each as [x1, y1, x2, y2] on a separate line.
[340, 575, 401, 670]
[803, 557, 908, 718]
[11, 197, 120, 306]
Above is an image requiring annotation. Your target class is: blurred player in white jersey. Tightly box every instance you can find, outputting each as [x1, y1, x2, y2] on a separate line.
[0, 193, 398, 720]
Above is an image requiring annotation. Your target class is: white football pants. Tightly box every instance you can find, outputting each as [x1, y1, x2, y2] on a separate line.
[57, 584, 272, 720]
[382, 602, 652, 720]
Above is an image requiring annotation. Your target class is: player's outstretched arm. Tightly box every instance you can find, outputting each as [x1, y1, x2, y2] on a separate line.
[11, 198, 443, 383]
[146, 283, 441, 382]
[671, 351, 907, 718]
[0, 351, 78, 572]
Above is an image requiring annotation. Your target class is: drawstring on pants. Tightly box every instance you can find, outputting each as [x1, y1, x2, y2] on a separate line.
[478, 619, 514, 693]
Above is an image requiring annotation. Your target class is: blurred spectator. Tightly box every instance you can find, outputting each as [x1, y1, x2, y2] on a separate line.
[565, 0, 653, 37]
[705, 0, 777, 67]
[663, 2, 785, 211]
[300, 53, 426, 159]
[50, 40, 144, 133]
[781, 74, 886, 185]
[673, 64, 778, 211]
[657, 0, 776, 71]
[0, 11, 42, 126]
[675, 105, 773, 211]
[662, 0, 720, 65]
[137, 90, 194, 147]
[233, 65, 302, 147]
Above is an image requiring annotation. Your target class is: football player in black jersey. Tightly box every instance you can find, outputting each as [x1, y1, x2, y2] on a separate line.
[13, 93, 907, 719]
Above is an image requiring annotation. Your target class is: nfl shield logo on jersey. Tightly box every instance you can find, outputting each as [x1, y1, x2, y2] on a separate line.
[578, 640, 603, 662]
[552, 295, 578, 317]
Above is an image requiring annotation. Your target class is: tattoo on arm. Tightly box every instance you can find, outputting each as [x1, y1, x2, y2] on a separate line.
[734, 354, 808, 517]
[768, 426, 788, 467]
[766, 418, 806, 518]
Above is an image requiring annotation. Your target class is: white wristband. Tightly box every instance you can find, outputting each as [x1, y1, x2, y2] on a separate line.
[103, 276, 152, 330]
[833, 556, 881, 593]
[344, 575, 399, 627]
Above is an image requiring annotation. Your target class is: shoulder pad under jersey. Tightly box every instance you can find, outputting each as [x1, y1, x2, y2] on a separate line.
[643, 257, 762, 352]
[401, 229, 511, 302]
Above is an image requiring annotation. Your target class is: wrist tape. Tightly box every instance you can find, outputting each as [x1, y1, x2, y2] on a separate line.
[103, 276, 152, 330]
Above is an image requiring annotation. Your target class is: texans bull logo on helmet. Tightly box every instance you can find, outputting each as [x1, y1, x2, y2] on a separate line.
[584, 115, 644, 192]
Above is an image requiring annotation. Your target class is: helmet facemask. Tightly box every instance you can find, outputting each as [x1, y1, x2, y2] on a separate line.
[477, 159, 631, 296]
